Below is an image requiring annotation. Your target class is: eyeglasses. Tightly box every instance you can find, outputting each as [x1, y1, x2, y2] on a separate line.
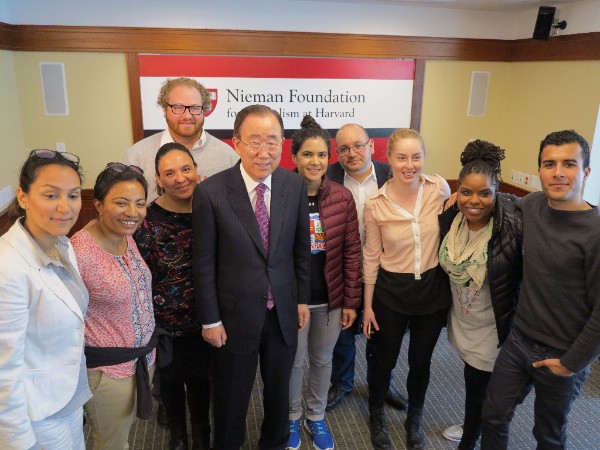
[238, 138, 282, 155]
[167, 104, 204, 115]
[336, 141, 370, 157]
[104, 162, 144, 175]
[29, 149, 80, 167]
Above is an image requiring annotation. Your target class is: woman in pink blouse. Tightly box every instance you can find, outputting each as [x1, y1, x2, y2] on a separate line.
[71, 163, 155, 450]
[362, 129, 451, 450]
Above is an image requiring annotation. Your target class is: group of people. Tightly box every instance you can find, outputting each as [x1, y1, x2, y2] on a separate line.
[0, 75, 598, 450]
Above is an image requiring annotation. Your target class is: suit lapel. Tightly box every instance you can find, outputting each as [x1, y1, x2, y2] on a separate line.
[8, 224, 84, 321]
[268, 168, 287, 256]
[226, 167, 268, 258]
[374, 160, 391, 188]
[42, 269, 85, 321]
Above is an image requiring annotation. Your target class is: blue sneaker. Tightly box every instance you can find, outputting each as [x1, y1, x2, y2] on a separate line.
[304, 418, 335, 450]
[286, 419, 301, 450]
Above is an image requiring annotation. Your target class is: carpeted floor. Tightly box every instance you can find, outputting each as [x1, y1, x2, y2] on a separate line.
[85, 332, 600, 449]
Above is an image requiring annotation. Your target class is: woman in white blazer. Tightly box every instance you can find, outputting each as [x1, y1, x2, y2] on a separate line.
[0, 150, 90, 450]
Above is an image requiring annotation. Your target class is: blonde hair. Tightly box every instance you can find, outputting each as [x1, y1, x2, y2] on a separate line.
[387, 128, 425, 155]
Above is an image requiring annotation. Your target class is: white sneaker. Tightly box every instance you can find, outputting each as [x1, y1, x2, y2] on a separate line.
[443, 424, 463, 442]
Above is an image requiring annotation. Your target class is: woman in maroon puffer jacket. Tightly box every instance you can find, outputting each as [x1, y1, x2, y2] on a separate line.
[286, 115, 362, 450]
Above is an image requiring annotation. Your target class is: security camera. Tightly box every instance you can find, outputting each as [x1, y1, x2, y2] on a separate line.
[553, 20, 567, 31]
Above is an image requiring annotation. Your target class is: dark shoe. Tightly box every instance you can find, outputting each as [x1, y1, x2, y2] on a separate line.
[369, 405, 392, 450]
[404, 408, 425, 449]
[156, 403, 169, 429]
[191, 423, 211, 450]
[326, 385, 351, 411]
[169, 438, 188, 450]
[169, 419, 188, 450]
[385, 384, 408, 411]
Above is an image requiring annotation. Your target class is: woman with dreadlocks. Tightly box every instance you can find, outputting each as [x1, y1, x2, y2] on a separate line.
[438, 140, 523, 450]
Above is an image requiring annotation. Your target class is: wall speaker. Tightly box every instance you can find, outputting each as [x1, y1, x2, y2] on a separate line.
[467, 71, 490, 117]
[533, 6, 556, 40]
[40, 62, 69, 115]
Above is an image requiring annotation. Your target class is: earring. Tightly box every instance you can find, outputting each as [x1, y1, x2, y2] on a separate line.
[453, 202, 459, 211]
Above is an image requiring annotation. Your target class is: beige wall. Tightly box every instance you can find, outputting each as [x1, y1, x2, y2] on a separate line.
[421, 60, 599, 185]
[421, 61, 512, 179]
[12, 52, 133, 188]
[0, 50, 27, 208]
[2, 52, 599, 196]
[503, 61, 600, 175]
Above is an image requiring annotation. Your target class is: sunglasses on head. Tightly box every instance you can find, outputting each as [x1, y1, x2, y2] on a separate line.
[29, 149, 80, 167]
[104, 162, 144, 175]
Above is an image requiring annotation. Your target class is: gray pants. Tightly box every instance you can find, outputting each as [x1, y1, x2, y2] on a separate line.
[289, 306, 342, 421]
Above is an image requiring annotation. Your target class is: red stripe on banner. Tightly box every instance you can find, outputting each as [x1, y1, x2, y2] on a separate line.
[139, 55, 414, 80]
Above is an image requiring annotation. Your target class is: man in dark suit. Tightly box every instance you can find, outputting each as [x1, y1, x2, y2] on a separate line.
[193, 104, 311, 450]
[326, 123, 407, 412]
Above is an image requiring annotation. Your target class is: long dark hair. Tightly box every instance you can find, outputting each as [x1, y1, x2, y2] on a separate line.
[94, 164, 148, 203]
[154, 143, 196, 196]
[7, 150, 83, 223]
[290, 115, 331, 157]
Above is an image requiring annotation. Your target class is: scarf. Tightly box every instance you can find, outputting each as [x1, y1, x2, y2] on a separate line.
[439, 212, 493, 291]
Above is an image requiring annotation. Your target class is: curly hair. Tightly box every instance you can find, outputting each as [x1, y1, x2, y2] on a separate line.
[458, 139, 506, 188]
[290, 115, 331, 156]
[156, 77, 212, 113]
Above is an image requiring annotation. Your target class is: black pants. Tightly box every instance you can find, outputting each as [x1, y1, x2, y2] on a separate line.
[367, 299, 447, 409]
[160, 334, 212, 426]
[212, 307, 297, 450]
[458, 362, 491, 450]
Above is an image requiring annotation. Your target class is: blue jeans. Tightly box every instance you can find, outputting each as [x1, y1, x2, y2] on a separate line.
[481, 327, 590, 450]
[330, 324, 358, 393]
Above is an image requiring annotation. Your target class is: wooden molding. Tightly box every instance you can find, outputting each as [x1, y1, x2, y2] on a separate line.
[2, 21, 599, 61]
[0, 190, 96, 237]
[410, 59, 426, 131]
[510, 32, 600, 61]
[2, 22, 599, 61]
[126, 53, 145, 143]
[0, 22, 512, 60]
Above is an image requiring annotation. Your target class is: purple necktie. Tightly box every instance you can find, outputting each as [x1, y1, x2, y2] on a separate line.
[255, 183, 274, 309]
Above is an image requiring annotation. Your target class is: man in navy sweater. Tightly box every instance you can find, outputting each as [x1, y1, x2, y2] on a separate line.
[481, 130, 600, 449]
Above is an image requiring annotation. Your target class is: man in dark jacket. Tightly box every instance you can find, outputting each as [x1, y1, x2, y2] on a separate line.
[193, 105, 311, 449]
[326, 123, 407, 412]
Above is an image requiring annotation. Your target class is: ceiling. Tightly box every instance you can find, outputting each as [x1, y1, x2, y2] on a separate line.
[300, 0, 585, 12]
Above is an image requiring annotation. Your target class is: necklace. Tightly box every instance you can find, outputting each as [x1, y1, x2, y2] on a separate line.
[48, 249, 62, 261]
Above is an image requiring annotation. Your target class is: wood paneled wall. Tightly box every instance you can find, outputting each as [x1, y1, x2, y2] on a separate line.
[1, 22, 600, 61]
